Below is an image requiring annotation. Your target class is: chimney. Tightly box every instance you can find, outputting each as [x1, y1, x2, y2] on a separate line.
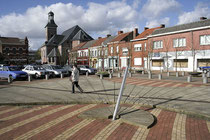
[118, 31, 123, 35]
[200, 17, 207, 20]
[107, 34, 111, 37]
[98, 37, 102, 39]
[160, 24, 165, 28]
[144, 27, 149, 30]
[133, 28, 138, 38]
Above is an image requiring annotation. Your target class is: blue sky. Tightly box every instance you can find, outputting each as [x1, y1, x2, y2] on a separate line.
[0, 0, 210, 50]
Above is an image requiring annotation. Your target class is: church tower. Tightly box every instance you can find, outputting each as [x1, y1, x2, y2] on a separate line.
[45, 11, 58, 41]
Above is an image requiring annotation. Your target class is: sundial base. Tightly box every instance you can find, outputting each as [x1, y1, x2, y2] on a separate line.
[78, 106, 155, 128]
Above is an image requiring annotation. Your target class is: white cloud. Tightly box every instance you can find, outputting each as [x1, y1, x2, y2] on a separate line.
[132, 0, 141, 9]
[177, 3, 210, 25]
[0, 1, 139, 50]
[142, 0, 180, 19]
[146, 17, 170, 28]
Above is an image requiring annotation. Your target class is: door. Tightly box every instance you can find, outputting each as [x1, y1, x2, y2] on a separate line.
[121, 58, 127, 68]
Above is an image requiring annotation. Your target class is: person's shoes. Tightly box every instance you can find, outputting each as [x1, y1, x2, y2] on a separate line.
[80, 89, 84, 93]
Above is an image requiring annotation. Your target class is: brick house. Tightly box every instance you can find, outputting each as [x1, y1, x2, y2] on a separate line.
[40, 11, 93, 65]
[0, 36, 29, 65]
[131, 25, 164, 70]
[107, 29, 138, 70]
[71, 40, 97, 65]
[147, 17, 210, 72]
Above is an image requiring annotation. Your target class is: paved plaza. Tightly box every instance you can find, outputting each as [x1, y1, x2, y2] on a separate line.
[0, 73, 210, 139]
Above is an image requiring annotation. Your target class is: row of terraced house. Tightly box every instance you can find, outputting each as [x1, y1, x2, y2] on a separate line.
[40, 12, 210, 72]
[69, 17, 210, 72]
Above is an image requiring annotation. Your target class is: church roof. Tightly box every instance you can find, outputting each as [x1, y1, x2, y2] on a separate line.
[48, 48, 58, 57]
[46, 35, 64, 46]
[59, 25, 93, 45]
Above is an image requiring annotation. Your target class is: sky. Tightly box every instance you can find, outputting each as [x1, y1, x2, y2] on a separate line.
[0, 0, 210, 50]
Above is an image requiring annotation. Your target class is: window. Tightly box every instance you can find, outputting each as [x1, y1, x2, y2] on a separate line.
[105, 50, 108, 55]
[173, 59, 188, 68]
[95, 50, 97, 56]
[200, 35, 210, 45]
[12, 48, 16, 54]
[197, 59, 210, 67]
[153, 41, 163, 49]
[173, 38, 186, 47]
[134, 44, 142, 51]
[122, 48, 128, 55]
[19, 48, 23, 53]
[111, 47, 113, 54]
[98, 50, 100, 56]
[116, 46, 119, 53]
[134, 58, 142, 65]
[152, 60, 164, 67]
[144, 43, 147, 51]
[5, 48, 9, 53]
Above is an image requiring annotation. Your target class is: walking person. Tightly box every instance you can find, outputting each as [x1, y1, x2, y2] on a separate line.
[70, 64, 83, 93]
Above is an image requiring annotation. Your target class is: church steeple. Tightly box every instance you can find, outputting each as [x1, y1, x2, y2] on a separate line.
[45, 11, 57, 41]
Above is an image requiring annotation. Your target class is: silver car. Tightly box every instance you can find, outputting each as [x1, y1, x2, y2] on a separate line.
[42, 64, 68, 77]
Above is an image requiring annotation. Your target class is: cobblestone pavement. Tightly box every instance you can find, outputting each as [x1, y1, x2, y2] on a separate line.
[0, 104, 209, 140]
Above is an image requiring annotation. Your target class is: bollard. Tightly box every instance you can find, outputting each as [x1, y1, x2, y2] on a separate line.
[142, 71, 144, 75]
[86, 71, 89, 77]
[203, 76, 208, 84]
[129, 73, 132, 77]
[60, 73, 64, 78]
[100, 74, 103, 79]
[202, 73, 206, 78]
[45, 74, 49, 80]
[148, 73, 152, 79]
[158, 74, 162, 80]
[28, 75, 32, 82]
[167, 72, 170, 77]
[207, 72, 210, 77]
[176, 72, 179, 77]
[8, 76, 12, 83]
[109, 73, 112, 79]
[187, 75, 192, 82]
[182, 71, 185, 76]
[118, 73, 121, 77]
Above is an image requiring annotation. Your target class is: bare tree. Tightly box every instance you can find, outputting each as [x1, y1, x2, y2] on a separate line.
[147, 38, 154, 71]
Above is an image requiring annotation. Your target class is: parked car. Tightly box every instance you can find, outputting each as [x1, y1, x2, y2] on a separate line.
[199, 66, 210, 73]
[63, 65, 73, 75]
[42, 64, 69, 77]
[22, 65, 48, 78]
[78, 65, 97, 74]
[0, 66, 28, 80]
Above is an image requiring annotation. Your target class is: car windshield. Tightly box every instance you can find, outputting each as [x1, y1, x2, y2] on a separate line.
[34, 66, 45, 70]
[8, 67, 21, 71]
[52, 65, 62, 69]
[85, 66, 90, 68]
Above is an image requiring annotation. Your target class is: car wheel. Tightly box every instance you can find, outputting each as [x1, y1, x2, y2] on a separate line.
[35, 73, 39, 79]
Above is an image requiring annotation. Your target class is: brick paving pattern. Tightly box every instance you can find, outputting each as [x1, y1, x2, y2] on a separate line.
[0, 104, 209, 140]
[108, 77, 205, 88]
